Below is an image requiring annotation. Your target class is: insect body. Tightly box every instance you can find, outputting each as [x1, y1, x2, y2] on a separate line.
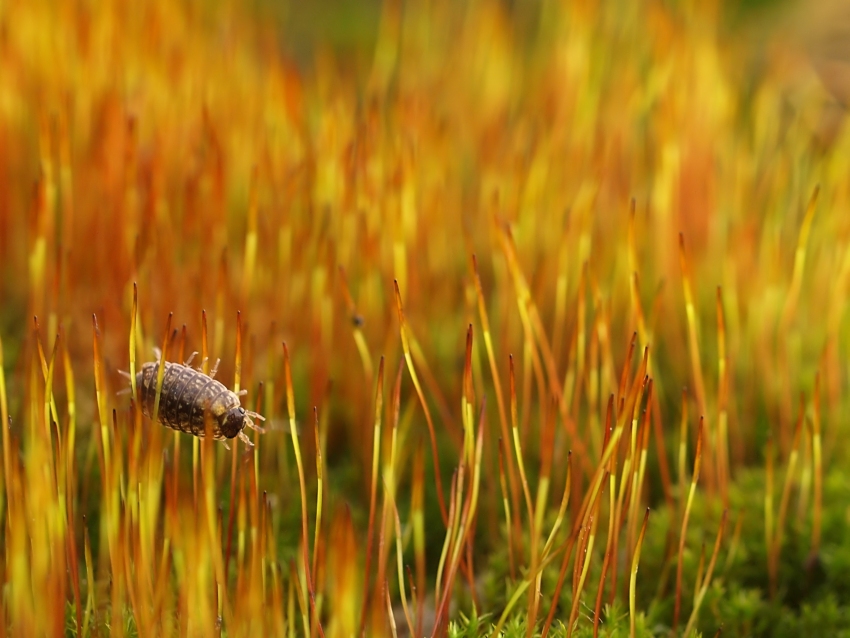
[128, 350, 265, 448]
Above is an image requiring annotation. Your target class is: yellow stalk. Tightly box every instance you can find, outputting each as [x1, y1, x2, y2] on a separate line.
[629, 508, 650, 638]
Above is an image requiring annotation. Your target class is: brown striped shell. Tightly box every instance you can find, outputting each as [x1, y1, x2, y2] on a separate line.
[131, 353, 265, 447]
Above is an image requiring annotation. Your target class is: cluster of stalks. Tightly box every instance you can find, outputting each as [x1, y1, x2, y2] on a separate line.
[0, 0, 847, 636]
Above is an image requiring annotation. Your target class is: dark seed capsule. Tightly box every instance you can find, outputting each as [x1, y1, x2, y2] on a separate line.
[132, 354, 265, 447]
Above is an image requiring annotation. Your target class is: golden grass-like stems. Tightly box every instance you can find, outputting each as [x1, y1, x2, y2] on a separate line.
[0, 335, 8, 498]
[28, 176, 47, 320]
[508, 350, 545, 629]
[773, 396, 805, 578]
[444, 458, 469, 614]
[716, 286, 730, 505]
[766, 433, 776, 598]
[92, 314, 120, 575]
[312, 407, 324, 590]
[214, 251, 228, 360]
[61, 330, 82, 635]
[526, 527, 582, 638]
[567, 346, 647, 589]
[408, 334, 461, 446]
[201, 431, 227, 633]
[629, 508, 651, 638]
[624, 385, 653, 604]
[499, 226, 590, 468]
[252, 381, 263, 493]
[685, 510, 729, 637]
[388, 482, 415, 637]
[472, 254, 520, 542]
[241, 165, 259, 303]
[673, 416, 703, 632]
[225, 315, 245, 581]
[130, 282, 138, 397]
[193, 311, 210, 502]
[359, 356, 385, 637]
[411, 446, 426, 638]
[781, 186, 820, 328]
[385, 583, 399, 638]
[434, 412, 484, 636]
[283, 342, 323, 637]
[591, 275, 617, 414]
[630, 267, 674, 509]
[339, 265, 374, 382]
[462, 324, 475, 465]
[498, 440, 516, 579]
[201, 309, 210, 374]
[593, 399, 617, 637]
[376, 361, 404, 634]
[291, 560, 311, 638]
[151, 313, 173, 428]
[618, 333, 637, 403]
[693, 543, 706, 608]
[552, 242, 569, 370]
[434, 470, 458, 624]
[812, 373, 822, 558]
[82, 522, 95, 636]
[234, 310, 243, 393]
[678, 387, 689, 501]
[678, 233, 707, 415]
[610, 373, 649, 604]
[393, 280, 448, 523]
[574, 262, 587, 423]
[225, 454, 240, 581]
[33, 320, 59, 433]
[509, 354, 535, 530]
[627, 198, 638, 276]
[542, 451, 573, 559]
[533, 398, 556, 542]
[566, 480, 606, 638]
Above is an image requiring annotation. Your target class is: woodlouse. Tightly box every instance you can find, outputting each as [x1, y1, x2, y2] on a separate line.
[122, 349, 265, 448]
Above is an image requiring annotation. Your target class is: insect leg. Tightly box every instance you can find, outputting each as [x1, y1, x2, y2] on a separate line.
[153, 347, 163, 362]
[244, 412, 266, 433]
[116, 370, 134, 396]
[237, 430, 254, 448]
[184, 351, 199, 367]
[210, 358, 221, 379]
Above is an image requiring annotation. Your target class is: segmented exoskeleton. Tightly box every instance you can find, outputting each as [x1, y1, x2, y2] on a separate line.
[123, 349, 265, 448]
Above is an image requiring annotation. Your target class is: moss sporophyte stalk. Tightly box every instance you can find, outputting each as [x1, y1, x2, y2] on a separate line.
[1, 0, 849, 636]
